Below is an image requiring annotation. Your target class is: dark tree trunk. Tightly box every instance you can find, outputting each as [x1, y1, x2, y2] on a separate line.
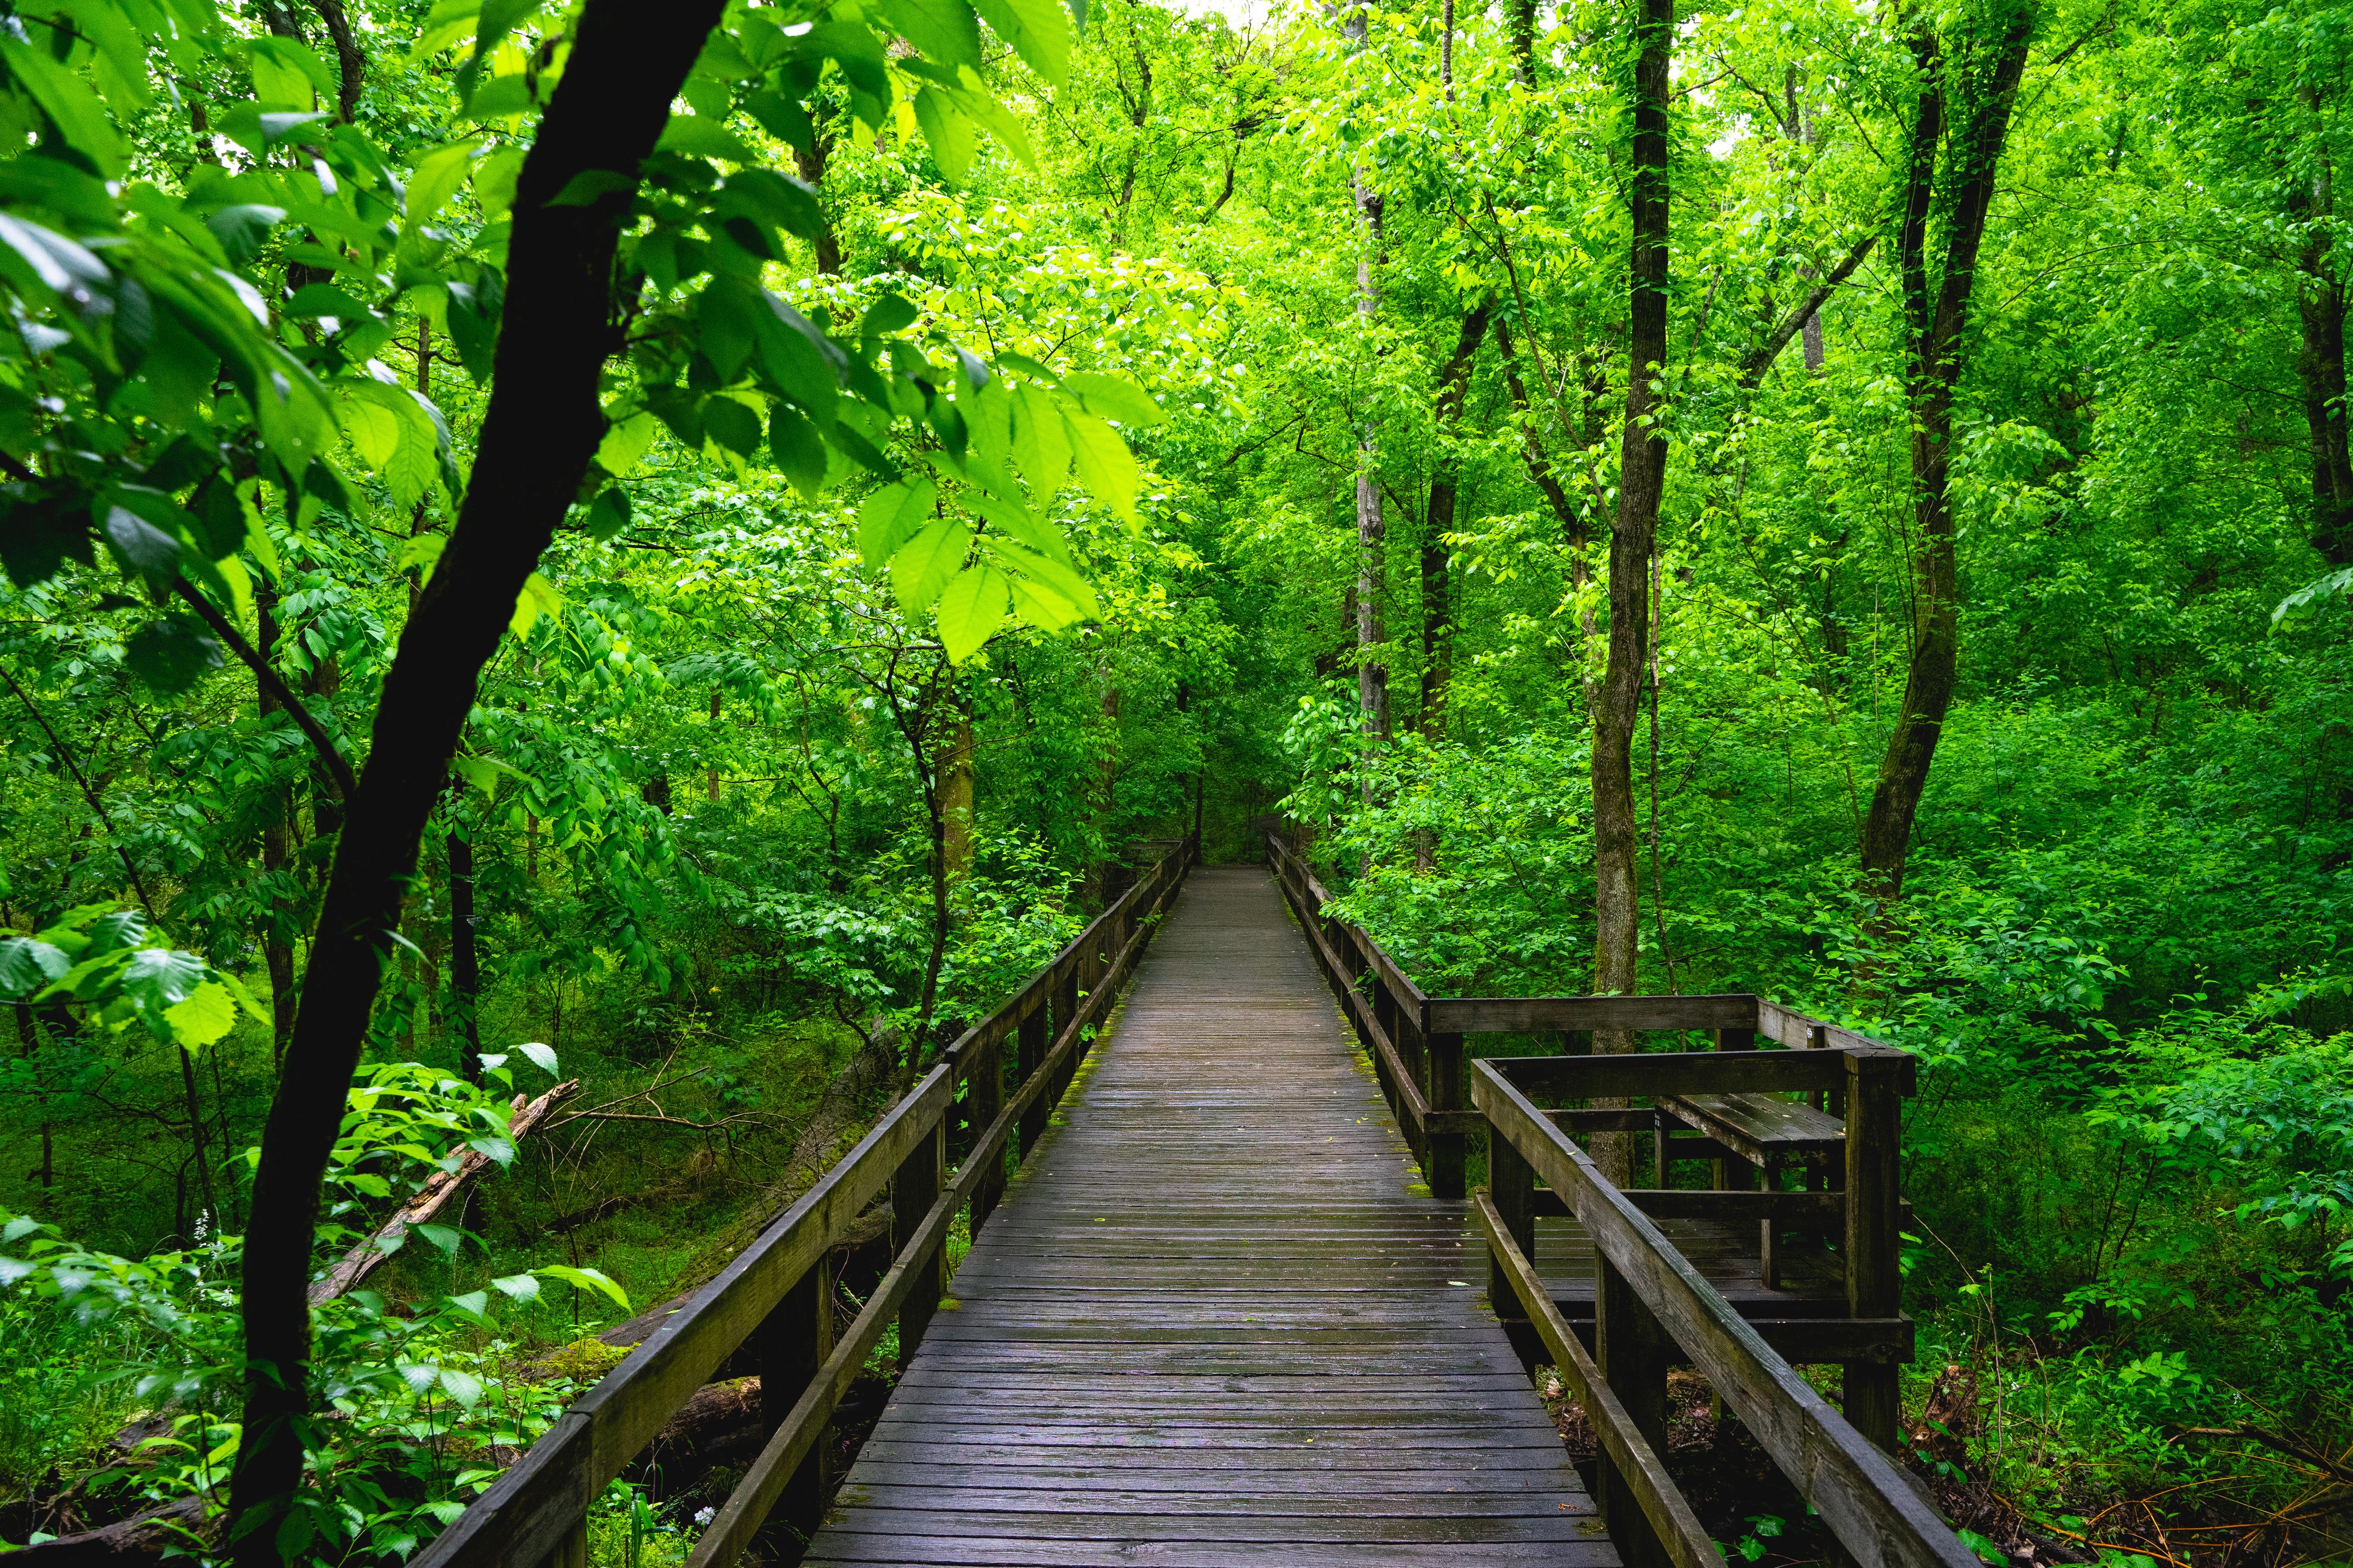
[226, 1, 728, 1554]
[2295, 201, 2353, 565]
[1421, 300, 1491, 740]
[1857, 3, 2037, 907]
[1508, 0, 1536, 84]
[448, 821, 481, 1083]
[794, 129, 844, 278]
[309, 0, 364, 122]
[1590, 0, 1674, 1181]
[254, 583, 297, 1064]
[1346, 3, 1388, 744]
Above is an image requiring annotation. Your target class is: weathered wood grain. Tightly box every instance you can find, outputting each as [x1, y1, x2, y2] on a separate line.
[805, 865, 1614, 1567]
[1474, 1061, 1973, 1568]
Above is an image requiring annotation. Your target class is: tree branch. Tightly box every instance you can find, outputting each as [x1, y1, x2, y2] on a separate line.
[1737, 232, 1878, 389]
[172, 576, 357, 803]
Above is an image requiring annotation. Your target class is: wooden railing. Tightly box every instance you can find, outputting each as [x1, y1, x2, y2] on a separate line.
[414, 836, 1196, 1568]
[1266, 830, 1969, 1568]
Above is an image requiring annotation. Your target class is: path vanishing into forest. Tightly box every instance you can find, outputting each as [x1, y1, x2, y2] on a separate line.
[803, 866, 1617, 1566]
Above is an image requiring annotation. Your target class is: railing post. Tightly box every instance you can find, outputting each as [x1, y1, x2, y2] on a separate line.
[755, 1256, 835, 1553]
[1019, 973, 1054, 1159]
[893, 1112, 946, 1366]
[1596, 1252, 1674, 1568]
[1711, 1024, 1757, 1193]
[1427, 1025, 1465, 1199]
[1842, 1050, 1903, 1453]
[1485, 1116, 1536, 1370]
[970, 1025, 1007, 1230]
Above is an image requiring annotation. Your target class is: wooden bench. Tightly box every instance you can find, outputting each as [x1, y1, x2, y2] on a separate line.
[1657, 1090, 1845, 1287]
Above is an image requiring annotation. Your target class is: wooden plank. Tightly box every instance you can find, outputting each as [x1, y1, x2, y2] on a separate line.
[413, 1067, 956, 1568]
[1474, 1060, 1972, 1568]
[1533, 1187, 1845, 1224]
[1497, 1051, 1849, 1098]
[1475, 1193, 1725, 1568]
[421, 841, 1196, 1568]
[1429, 994, 1759, 1033]
[1656, 1092, 1844, 1167]
[804, 866, 1615, 1568]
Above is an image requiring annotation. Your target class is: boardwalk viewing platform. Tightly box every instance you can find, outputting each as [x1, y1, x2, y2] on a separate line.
[416, 840, 1973, 1568]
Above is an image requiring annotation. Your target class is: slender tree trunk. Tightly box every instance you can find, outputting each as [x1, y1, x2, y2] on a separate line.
[1342, 2, 1389, 744]
[794, 128, 843, 278]
[255, 584, 297, 1065]
[227, 2, 727, 1553]
[448, 820, 482, 1083]
[2294, 179, 2353, 565]
[1589, 0, 1673, 1186]
[1421, 300, 1491, 740]
[1508, 0, 1536, 84]
[941, 696, 976, 881]
[1857, 4, 2037, 908]
[309, 0, 364, 122]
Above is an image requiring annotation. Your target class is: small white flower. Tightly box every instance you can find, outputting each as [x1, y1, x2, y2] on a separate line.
[692, 1508, 716, 1529]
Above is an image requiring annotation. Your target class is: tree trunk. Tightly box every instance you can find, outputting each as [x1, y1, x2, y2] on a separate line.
[448, 818, 482, 1083]
[2294, 185, 2353, 566]
[1857, 4, 2037, 908]
[793, 128, 843, 278]
[1421, 300, 1490, 740]
[941, 697, 976, 881]
[254, 583, 297, 1064]
[1589, 0, 1673, 1187]
[1508, 0, 1536, 84]
[1345, 3, 1388, 744]
[226, 1, 728, 1554]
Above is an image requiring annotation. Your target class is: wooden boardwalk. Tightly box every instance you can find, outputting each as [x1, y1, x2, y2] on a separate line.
[804, 865, 1617, 1567]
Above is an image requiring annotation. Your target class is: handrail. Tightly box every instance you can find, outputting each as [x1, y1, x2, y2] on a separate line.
[1476, 1058, 1971, 1568]
[1268, 828, 1962, 1568]
[415, 835, 1197, 1568]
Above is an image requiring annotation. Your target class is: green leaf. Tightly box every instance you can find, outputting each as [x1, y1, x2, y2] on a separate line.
[509, 572, 561, 639]
[657, 115, 755, 165]
[0, 937, 71, 998]
[163, 982, 239, 1049]
[439, 1368, 486, 1408]
[891, 515, 972, 614]
[2, 41, 130, 178]
[703, 395, 763, 457]
[857, 480, 938, 568]
[935, 564, 1010, 662]
[911, 88, 977, 184]
[970, 0, 1072, 85]
[1062, 372, 1163, 427]
[248, 35, 338, 108]
[1064, 411, 1141, 525]
[538, 1263, 630, 1310]
[878, 0, 983, 67]
[861, 294, 919, 338]
[585, 487, 631, 541]
[204, 205, 286, 268]
[125, 616, 223, 696]
[517, 1040, 559, 1077]
[491, 1272, 542, 1302]
[416, 1223, 463, 1256]
[407, 140, 482, 229]
[1011, 385, 1072, 501]
[596, 411, 659, 477]
[770, 404, 829, 498]
[696, 275, 762, 381]
[985, 538, 1098, 625]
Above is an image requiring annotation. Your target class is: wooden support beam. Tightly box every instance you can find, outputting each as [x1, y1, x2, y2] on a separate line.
[1475, 1192, 1726, 1568]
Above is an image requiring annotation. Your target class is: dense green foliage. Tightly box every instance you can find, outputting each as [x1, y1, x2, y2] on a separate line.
[2, 0, 2351, 1559]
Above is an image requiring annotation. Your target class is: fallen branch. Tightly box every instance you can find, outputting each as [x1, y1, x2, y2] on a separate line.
[2177, 1425, 2353, 1489]
[308, 1079, 578, 1304]
[13, 1494, 209, 1563]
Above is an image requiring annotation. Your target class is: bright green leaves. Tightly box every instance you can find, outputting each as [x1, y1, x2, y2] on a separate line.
[936, 563, 1010, 662]
[848, 370, 1152, 663]
[1, 904, 266, 1050]
[970, 0, 1075, 85]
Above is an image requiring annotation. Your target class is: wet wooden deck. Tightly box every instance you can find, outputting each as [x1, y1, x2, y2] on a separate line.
[803, 865, 1618, 1567]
